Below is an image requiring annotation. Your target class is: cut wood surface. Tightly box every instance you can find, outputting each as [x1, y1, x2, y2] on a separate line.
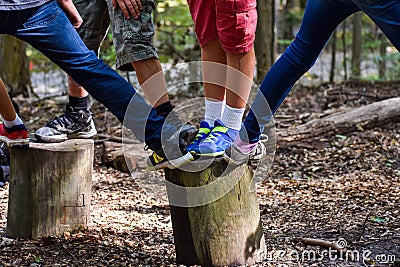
[101, 141, 147, 173]
[6, 139, 93, 239]
[278, 97, 400, 144]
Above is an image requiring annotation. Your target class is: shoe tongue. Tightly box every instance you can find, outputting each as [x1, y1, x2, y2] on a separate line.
[213, 119, 225, 128]
[65, 104, 75, 112]
[199, 121, 211, 128]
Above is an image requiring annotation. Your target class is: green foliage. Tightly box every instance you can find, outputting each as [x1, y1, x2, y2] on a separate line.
[156, 0, 198, 62]
[277, 38, 294, 46]
[99, 31, 116, 66]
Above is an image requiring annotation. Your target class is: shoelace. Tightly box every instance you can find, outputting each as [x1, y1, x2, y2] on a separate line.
[190, 128, 210, 144]
[203, 126, 228, 143]
[47, 111, 83, 128]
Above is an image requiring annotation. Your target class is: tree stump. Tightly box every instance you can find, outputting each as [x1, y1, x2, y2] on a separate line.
[6, 139, 93, 239]
[165, 160, 266, 266]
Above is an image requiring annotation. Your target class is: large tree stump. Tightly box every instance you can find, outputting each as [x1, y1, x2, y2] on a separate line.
[6, 139, 93, 239]
[165, 160, 266, 266]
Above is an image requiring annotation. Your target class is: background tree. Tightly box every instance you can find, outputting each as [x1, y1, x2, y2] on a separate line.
[351, 12, 362, 78]
[329, 30, 337, 83]
[378, 29, 388, 78]
[0, 35, 31, 97]
[255, 0, 277, 82]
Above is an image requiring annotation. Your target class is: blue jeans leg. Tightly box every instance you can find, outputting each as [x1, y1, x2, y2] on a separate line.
[241, 0, 358, 143]
[352, 0, 400, 50]
[0, 1, 166, 151]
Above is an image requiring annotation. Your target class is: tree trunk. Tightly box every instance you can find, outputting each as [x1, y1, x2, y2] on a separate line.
[165, 160, 266, 266]
[6, 139, 93, 239]
[378, 30, 387, 78]
[351, 12, 362, 78]
[255, 0, 277, 82]
[278, 97, 400, 145]
[342, 20, 348, 80]
[281, 0, 295, 41]
[0, 35, 31, 97]
[329, 29, 337, 83]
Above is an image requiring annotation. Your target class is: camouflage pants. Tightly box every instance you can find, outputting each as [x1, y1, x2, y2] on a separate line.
[73, 0, 158, 71]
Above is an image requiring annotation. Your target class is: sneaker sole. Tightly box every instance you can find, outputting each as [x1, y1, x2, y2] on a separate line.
[191, 150, 225, 157]
[147, 152, 194, 171]
[34, 128, 97, 143]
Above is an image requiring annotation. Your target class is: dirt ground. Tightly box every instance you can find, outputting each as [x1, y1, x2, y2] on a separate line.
[0, 80, 399, 267]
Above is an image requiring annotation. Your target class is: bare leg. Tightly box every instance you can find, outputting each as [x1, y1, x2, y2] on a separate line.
[0, 78, 17, 121]
[131, 57, 169, 107]
[201, 38, 227, 102]
[67, 76, 89, 98]
[225, 47, 255, 109]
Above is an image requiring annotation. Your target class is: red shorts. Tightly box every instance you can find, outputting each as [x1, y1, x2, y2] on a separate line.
[188, 0, 257, 54]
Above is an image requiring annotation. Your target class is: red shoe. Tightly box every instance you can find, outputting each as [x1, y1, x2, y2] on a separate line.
[0, 124, 29, 147]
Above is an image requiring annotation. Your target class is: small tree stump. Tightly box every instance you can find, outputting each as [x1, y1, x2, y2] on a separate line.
[6, 139, 93, 239]
[165, 160, 266, 266]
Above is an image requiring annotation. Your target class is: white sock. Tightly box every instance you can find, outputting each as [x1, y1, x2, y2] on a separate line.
[220, 105, 245, 130]
[3, 114, 23, 128]
[204, 99, 225, 126]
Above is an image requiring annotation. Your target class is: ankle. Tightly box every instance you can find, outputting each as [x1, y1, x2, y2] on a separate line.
[155, 101, 173, 118]
[234, 137, 257, 154]
[3, 114, 24, 128]
[69, 95, 89, 110]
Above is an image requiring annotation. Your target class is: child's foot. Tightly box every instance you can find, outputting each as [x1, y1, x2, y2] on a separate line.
[223, 134, 268, 166]
[0, 124, 29, 147]
[187, 121, 213, 152]
[192, 120, 239, 157]
[147, 124, 196, 171]
[34, 104, 97, 143]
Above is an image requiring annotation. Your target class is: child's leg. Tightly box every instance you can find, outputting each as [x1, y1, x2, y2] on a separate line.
[222, 47, 255, 131]
[225, 48, 254, 110]
[201, 38, 227, 125]
[0, 78, 28, 142]
[186, 38, 227, 152]
[191, 1, 257, 156]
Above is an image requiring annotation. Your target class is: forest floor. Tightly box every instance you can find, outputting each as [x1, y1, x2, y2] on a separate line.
[0, 80, 399, 267]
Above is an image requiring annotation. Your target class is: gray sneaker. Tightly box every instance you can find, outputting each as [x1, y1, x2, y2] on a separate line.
[223, 134, 268, 166]
[35, 104, 97, 143]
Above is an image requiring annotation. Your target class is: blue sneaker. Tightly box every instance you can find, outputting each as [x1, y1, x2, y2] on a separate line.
[192, 120, 239, 157]
[187, 121, 213, 152]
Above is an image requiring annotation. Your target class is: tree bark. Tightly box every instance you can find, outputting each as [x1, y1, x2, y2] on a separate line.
[278, 97, 400, 145]
[6, 139, 93, 239]
[0, 35, 31, 96]
[378, 30, 387, 78]
[329, 29, 337, 83]
[165, 160, 266, 266]
[351, 12, 362, 78]
[255, 0, 277, 82]
[341, 20, 348, 80]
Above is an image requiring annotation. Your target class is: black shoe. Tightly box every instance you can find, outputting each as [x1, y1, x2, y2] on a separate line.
[147, 148, 194, 171]
[34, 104, 97, 143]
[147, 122, 196, 171]
[147, 133, 195, 170]
[164, 110, 197, 144]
